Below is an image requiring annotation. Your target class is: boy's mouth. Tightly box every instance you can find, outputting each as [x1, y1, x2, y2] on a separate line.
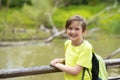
[69, 34, 77, 38]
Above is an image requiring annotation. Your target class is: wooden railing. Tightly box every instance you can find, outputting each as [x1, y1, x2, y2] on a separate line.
[0, 58, 120, 79]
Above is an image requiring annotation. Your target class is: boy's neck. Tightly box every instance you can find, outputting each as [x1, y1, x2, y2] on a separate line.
[72, 39, 84, 46]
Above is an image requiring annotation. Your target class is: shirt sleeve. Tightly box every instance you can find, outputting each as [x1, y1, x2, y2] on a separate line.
[76, 44, 93, 69]
[64, 40, 70, 51]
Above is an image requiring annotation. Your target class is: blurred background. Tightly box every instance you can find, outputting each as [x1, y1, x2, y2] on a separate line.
[0, 0, 120, 80]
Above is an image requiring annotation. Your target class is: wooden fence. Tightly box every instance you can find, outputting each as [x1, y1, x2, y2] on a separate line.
[0, 58, 120, 80]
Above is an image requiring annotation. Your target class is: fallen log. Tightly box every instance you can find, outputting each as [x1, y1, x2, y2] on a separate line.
[106, 48, 120, 59]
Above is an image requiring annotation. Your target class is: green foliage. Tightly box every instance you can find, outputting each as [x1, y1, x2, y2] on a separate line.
[53, 4, 105, 29]
[6, 8, 34, 28]
[0, 1, 120, 41]
[22, 0, 55, 28]
[31, 0, 51, 11]
[60, 0, 102, 6]
[110, 19, 120, 34]
[100, 14, 120, 34]
[22, 4, 40, 23]
[1, 0, 31, 7]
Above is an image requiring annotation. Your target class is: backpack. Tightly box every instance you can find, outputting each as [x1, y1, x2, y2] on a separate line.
[82, 53, 108, 80]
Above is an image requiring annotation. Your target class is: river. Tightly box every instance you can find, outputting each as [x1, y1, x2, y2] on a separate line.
[0, 32, 120, 80]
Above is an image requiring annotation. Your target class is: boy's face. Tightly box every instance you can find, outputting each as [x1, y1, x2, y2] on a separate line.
[66, 21, 83, 42]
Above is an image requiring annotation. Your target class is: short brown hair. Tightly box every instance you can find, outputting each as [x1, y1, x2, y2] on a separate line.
[65, 15, 87, 32]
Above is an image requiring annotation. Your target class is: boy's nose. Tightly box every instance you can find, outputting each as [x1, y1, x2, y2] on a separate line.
[71, 29, 75, 33]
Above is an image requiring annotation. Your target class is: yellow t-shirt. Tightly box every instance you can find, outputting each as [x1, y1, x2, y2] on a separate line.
[64, 40, 92, 80]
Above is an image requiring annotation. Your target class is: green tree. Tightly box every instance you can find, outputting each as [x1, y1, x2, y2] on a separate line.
[23, 0, 58, 39]
[59, 0, 98, 6]
[0, 0, 31, 8]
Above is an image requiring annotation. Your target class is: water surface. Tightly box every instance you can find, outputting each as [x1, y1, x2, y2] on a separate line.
[0, 32, 120, 80]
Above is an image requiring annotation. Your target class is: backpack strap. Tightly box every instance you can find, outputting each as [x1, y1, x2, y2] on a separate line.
[82, 67, 91, 80]
[92, 53, 99, 80]
[82, 53, 99, 80]
[81, 67, 85, 80]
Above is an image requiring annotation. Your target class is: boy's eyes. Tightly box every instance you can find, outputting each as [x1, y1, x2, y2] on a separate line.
[75, 28, 80, 30]
[68, 27, 81, 30]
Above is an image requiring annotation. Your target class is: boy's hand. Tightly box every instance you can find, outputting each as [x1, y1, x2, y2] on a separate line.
[50, 58, 65, 66]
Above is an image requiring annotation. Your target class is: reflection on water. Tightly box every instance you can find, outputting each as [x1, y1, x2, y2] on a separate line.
[0, 33, 120, 80]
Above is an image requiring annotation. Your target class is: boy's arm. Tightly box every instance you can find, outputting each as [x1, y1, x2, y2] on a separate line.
[54, 63, 83, 76]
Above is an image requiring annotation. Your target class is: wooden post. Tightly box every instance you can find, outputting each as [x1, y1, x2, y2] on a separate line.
[0, 58, 120, 79]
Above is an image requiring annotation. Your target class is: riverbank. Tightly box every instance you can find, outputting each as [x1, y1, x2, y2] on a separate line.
[0, 40, 42, 47]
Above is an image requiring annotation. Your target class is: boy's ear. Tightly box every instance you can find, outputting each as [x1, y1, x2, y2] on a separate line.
[82, 30, 86, 33]
[82, 30, 87, 34]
